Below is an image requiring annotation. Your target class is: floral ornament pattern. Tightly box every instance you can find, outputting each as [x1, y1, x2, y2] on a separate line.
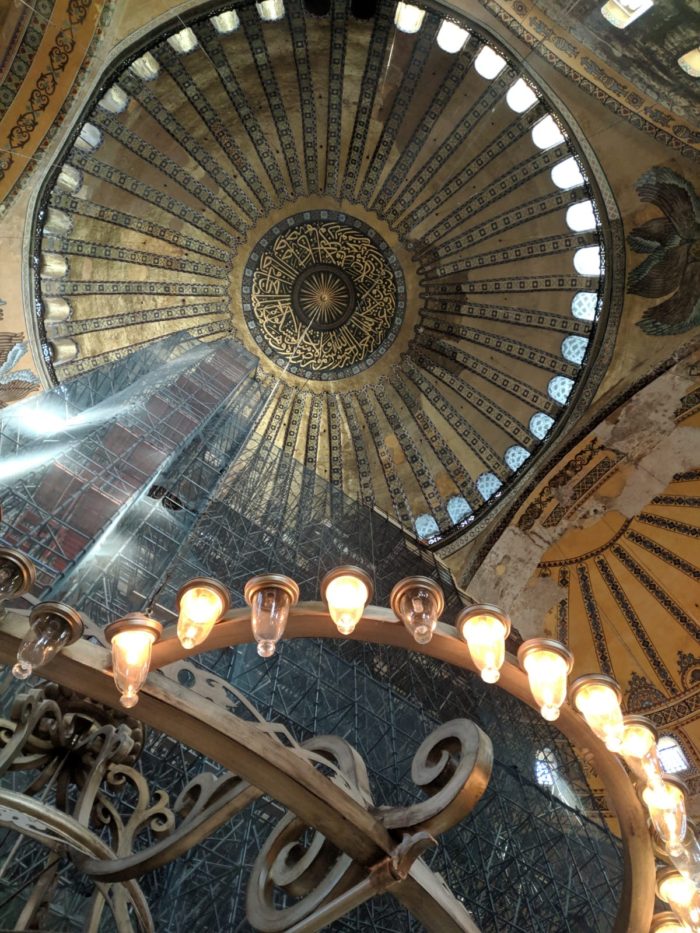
[628, 167, 700, 336]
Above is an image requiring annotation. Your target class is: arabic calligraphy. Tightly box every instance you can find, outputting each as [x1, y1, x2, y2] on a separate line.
[242, 214, 403, 380]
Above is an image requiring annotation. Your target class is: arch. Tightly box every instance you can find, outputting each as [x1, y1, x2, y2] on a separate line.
[167, 27, 198, 53]
[394, 2, 425, 33]
[131, 52, 160, 80]
[531, 115, 565, 150]
[211, 10, 241, 32]
[548, 376, 574, 404]
[504, 446, 531, 471]
[657, 736, 690, 774]
[529, 412, 554, 439]
[561, 335, 589, 365]
[257, 0, 285, 20]
[474, 45, 506, 79]
[447, 496, 472, 524]
[436, 21, 469, 53]
[534, 747, 557, 786]
[506, 78, 538, 113]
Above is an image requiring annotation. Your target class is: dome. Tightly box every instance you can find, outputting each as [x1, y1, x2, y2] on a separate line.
[31, 0, 619, 545]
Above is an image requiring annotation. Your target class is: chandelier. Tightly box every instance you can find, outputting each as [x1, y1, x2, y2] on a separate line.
[0, 542, 697, 931]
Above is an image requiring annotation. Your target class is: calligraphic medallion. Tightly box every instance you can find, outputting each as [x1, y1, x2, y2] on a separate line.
[242, 211, 405, 380]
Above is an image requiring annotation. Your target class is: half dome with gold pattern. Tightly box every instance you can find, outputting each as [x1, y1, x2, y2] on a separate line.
[29, 0, 621, 545]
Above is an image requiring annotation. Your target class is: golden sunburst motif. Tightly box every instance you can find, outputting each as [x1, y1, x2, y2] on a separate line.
[243, 213, 405, 381]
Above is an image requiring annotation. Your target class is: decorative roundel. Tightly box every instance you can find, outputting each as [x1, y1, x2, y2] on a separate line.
[241, 211, 406, 380]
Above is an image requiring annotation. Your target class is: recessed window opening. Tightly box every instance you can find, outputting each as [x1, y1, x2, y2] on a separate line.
[530, 412, 554, 439]
[574, 246, 602, 276]
[506, 78, 538, 113]
[531, 115, 565, 150]
[566, 200, 597, 232]
[571, 291, 598, 321]
[474, 45, 506, 79]
[436, 20, 469, 53]
[561, 335, 589, 365]
[551, 157, 584, 190]
[658, 736, 690, 774]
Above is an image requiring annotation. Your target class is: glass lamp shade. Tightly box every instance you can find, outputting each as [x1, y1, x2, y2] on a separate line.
[643, 777, 688, 857]
[390, 576, 445, 645]
[321, 566, 373, 636]
[650, 912, 691, 933]
[244, 574, 299, 658]
[569, 674, 624, 751]
[657, 867, 700, 930]
[456, 604, 511, 683]
[105, 614, 162, 709]
[12, 602, 83, 680]
[620, 715, 662, 785]
[176, 578, 229, 650]
[0, 547, 36, 601]
[517, 639, 574, 722]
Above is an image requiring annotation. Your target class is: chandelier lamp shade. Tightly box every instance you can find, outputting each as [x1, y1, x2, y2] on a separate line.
[4, 549, 700, 930]
[176, 577, 229, 650]
[517, 638, 574, 722]
[104, 613, 163, 709]
[569, 673, 625, 752]
[456, 604, 511, 684]
[12, 602, 83, 680]
[320, 565, 373, 636]
[244, 573, 300, 657]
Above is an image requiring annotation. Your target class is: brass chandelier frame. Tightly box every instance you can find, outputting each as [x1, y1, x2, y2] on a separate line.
[0, 602, 654, 933]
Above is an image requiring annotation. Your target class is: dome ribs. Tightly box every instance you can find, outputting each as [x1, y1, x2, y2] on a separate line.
[338, 395, 377, 507]
[372, 33, 478, 216]
[384, 65, 516, 227]
[240, 5, 306, 198]
[354, 389, 414, 526]
[340, 0, 394, 202]
[407, 142, 569, 253]
[155, 41, 276, 214]
[286, 0, 320, 195]
[54, 300, 229, 340]
[357, 12, 439, 207]
[402, 358, 502, 476]
[422, 188, 583, 265]
[196, 21, 291, 202]
[413, 329, 556, 413]
[49, 191, 229, 263]
[67, 151, 237, 248]
[373, 382, 450, 527]
[389, 372, 481, 506]
[421, 299, 591, 338]
[323, 0, 348, 197]
[114, 73, 258, 229]
[414, 352, 531, 449]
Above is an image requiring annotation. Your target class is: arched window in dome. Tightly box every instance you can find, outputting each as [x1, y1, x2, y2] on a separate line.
[530, 412, 554, 439]
[257, 0, 285, 20]
[167, 27, 198, 54]
[531, 115, 565, 150]
[394, 2, 425, 33]
[506, 78, 538, 113]
[415, 514, 439, 540]
[504, 445, 531, 471]
[574, 245, 602, 276]
[535, 747, 557, 786]
[571, 291, 598, 321]
[566, 200, 597, 233]
[436, 20, 469, 53]
[447, 496, 472, 524]
[551, 157, 584, 190]
[476, 472, 502, 500]
[211, 10, 240, 32]
[658, 736, 690, 774]
[474, 45, 506, 79]
[548, 376, 574, 404]
[561, 335, 589, 365]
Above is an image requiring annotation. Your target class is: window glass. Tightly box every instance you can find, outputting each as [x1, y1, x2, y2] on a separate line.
[566, 200, 597, 232]
[437, 20, 469, 53]
[574, 246, 602, 276]
[551, 157, 584, 190]
[532, 115, 565, 150]
[535, 747, 557, 786]
[415, 514, 439, 539]
[658, 736, 690, 774]
[530, 412, 554, 439]
[476, 472, 503, 500]
[447, 496, 472, 523]
[561, 335, 589, 365]
[571, 291, 597, 321]
[504, 445, 531, 471]
[506, 78, 538, 113]
[548, 376, 574, 404]
[474, 45, 506, 79]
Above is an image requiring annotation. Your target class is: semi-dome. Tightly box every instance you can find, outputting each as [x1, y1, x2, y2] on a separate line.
[30, 0, 621, 545]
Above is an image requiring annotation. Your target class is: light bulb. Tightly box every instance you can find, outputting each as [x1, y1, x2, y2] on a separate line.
[643, 778, 688, 857]
[0, 547, 35, 604]
[12, 602, 83, 680]
[105, 614, 162, 709]
[176, 578, 228, 650]
[570, 674, 624, 751]
[321, 567, 372, 636]
[244, 574, 299, 657]
[457, 604, 510, 683]
[620, 715, 662, 786]
[657, 867, 700, 931]
[390, 576, 444, 645]
[518, 639, 573, 722]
